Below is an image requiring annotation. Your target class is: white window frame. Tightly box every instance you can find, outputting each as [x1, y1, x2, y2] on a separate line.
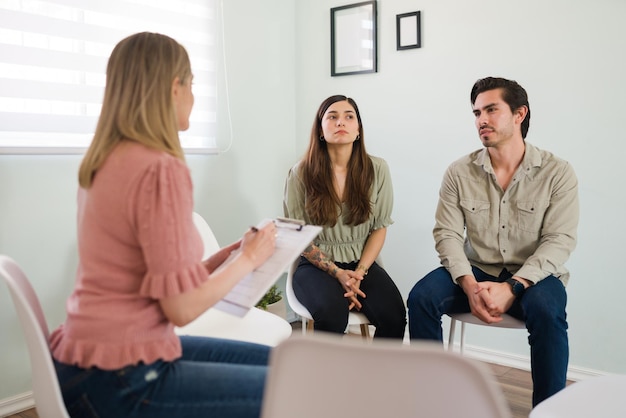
[0, 0, 217, 155]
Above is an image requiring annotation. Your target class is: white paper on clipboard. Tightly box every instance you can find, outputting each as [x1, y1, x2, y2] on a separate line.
[214, 218, 322, 317]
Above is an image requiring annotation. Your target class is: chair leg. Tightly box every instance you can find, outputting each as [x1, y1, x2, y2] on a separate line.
[306, 318, 314, 333]
[448, 318, 457, 351]
[360, 323, 370, 339]
[460, 321, 466, 355]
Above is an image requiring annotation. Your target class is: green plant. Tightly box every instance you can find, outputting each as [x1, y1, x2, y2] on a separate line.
[256, 285, 282, 310]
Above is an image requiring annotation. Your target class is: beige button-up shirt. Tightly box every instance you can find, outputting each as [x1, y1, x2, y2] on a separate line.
[434, 142, 578, 286]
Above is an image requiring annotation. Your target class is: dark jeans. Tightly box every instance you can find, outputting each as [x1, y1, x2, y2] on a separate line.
[293, 257, 407, 339]
[54, 336, 270, 418]
[407, 266, 568, 406]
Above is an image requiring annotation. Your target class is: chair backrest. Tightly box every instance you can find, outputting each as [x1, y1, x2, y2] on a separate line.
[0, 255, 70, 418]
[261, 334, 512, 418]
[285, 258, 312, 319]
[192, 212, 220, 259]
[529, 375, 626, 418]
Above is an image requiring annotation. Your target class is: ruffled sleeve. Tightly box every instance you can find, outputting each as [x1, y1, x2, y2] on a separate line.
[129, 155, 206, 298]
[283, 162, 308, 222]
[370, 156, 394, 231]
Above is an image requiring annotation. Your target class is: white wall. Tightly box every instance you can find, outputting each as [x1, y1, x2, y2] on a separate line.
[296, 0, 626, 376]
[1, 0, 625, 410]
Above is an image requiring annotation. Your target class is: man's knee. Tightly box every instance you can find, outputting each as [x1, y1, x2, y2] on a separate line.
[407, 267, 451, 309]
[407, 279, 430, 310]
[523, 277, 567, 315]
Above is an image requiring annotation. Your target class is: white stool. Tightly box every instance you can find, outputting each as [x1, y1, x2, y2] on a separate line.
[447, 312, 526, 354]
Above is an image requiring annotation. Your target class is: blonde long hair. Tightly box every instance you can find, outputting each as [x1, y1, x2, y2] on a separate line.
[78, 32, 191, 188]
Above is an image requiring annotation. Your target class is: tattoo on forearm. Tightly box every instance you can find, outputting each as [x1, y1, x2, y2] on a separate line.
[303, 244, 337, 277]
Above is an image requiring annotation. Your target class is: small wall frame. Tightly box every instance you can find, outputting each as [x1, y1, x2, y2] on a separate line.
[330, 1, 378, 76]
[396, 11, 421, 50]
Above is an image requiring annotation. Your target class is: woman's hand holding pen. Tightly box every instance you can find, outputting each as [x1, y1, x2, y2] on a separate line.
[239, 223, 277, 270]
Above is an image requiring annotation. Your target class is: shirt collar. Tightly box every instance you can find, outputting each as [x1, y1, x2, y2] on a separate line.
[473, 142, 542, 179]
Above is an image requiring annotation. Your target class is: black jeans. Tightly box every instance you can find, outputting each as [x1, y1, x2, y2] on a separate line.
[293, 257, 406, 339]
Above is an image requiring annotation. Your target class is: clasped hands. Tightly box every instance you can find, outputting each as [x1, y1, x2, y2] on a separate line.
[459, 276, 516, 324]
[335, 268, 367, 310]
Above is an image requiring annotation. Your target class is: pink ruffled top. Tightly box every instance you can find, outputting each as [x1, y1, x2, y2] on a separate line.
[49, 141, 207, 370]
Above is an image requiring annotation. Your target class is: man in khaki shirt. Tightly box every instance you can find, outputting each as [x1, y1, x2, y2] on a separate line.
[407, 77, 578, 407]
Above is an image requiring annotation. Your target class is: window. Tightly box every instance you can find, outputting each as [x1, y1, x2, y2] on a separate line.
[0, 0, 217, 154]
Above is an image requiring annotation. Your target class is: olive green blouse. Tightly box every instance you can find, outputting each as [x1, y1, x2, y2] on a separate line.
[283, 155, 394, 263]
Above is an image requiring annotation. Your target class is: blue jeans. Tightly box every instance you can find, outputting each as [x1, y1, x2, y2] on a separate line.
[54, 336, 270, 418]
[293, 257, 406, 339]
[407, 266, 568, 406]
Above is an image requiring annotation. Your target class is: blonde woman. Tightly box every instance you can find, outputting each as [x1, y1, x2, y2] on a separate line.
[50, 32, 276, 418]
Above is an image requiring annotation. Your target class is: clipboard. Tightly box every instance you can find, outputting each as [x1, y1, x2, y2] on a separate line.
[214, 218, 322, 317]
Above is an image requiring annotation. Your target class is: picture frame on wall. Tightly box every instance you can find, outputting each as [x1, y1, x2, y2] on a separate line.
[396, 11, 421, 50]
[330, 1, 377, 76]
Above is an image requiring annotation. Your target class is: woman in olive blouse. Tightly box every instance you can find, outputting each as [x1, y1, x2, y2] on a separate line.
[283, 95, 406, 338]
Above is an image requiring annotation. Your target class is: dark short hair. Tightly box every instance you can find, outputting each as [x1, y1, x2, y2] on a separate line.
[470, 77, 531, 139]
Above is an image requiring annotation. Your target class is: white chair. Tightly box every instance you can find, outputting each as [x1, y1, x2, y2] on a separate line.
[176, 306, 292, 346]
[192, 211, 220, 258]
[261, 334, 512, 418]
[447, 312, 526, 354]
[286, 258, 371, 338]
[175, 212, 292, 346]
[529, 374, 626, 417]
[0, 255, 70, 418]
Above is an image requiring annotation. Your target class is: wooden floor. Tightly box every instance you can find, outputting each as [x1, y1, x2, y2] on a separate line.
[5, 409, 37, 418]
[7, 321, 555, 418]
[489, 362, 534, 418]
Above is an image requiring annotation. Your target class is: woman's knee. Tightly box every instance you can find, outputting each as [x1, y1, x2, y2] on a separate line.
[313, 311, 349, 333]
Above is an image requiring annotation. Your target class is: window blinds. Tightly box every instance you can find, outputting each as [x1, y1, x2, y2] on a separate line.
[0, 0, 217, 154]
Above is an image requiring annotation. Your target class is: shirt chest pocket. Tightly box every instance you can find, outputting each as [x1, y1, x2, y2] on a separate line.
[460, 199, 490, 231]
[516, 200, 548, 233]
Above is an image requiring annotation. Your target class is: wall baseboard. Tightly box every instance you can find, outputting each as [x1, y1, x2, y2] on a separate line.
[0, 391, 34, 417]
[458, 343, 606, 381]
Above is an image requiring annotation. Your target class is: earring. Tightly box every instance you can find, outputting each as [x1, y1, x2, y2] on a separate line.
[319, 136, 325, 141]
[356, 134, 360, 141]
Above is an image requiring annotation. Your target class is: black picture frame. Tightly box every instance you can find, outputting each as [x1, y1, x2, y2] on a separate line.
[330, 1, 377, 76]
[396, 11, 421, 50]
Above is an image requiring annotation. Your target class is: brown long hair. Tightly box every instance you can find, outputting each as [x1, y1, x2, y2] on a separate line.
[300, 95, 373, 226]
[78, 32, 191, 188]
